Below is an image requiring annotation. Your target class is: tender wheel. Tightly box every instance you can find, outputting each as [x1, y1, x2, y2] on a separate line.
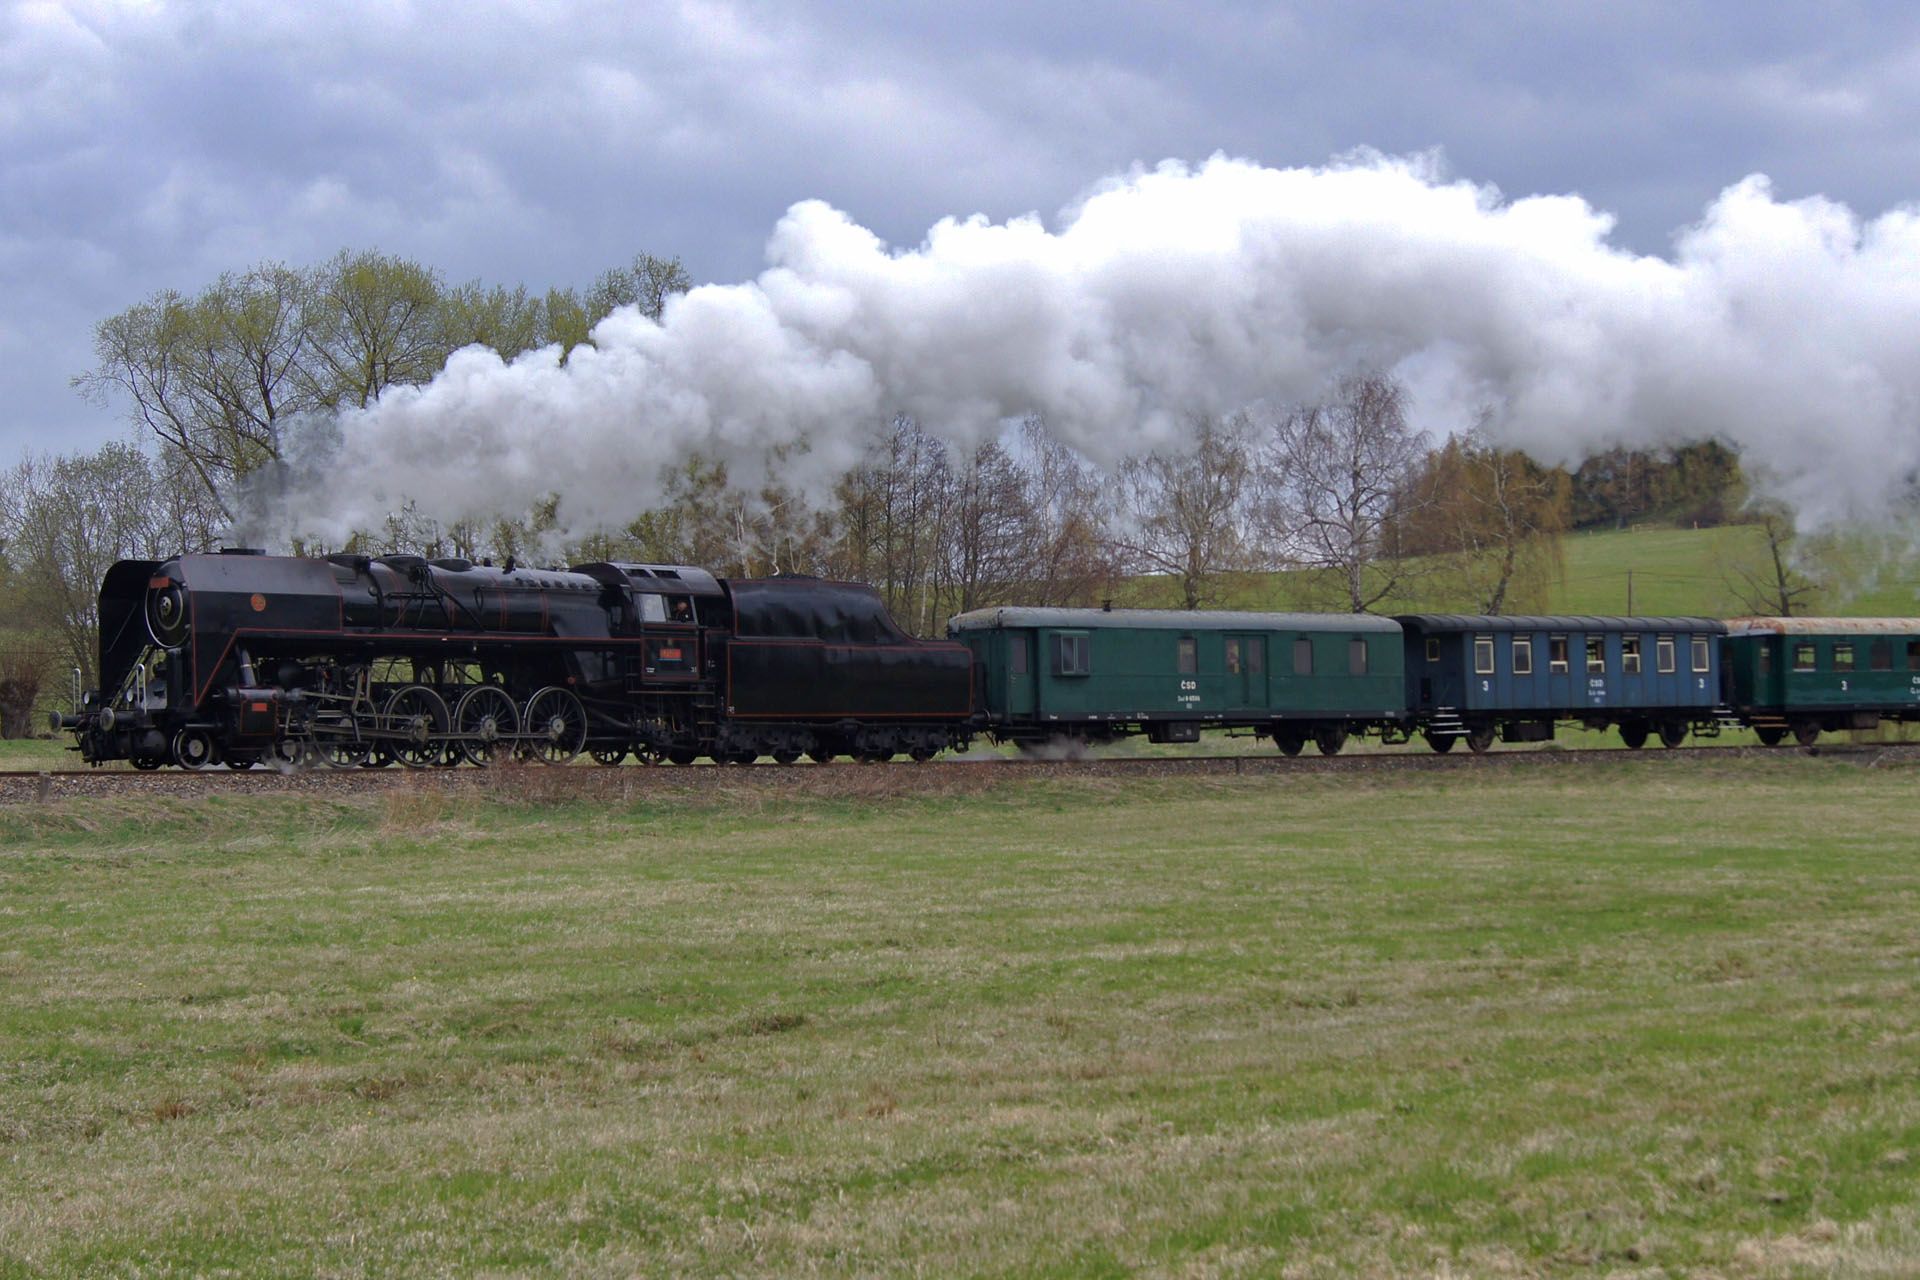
[726, 749, 758, 765]
[1464, 726, 1496, 755]
[908, 746, 937, 762]
[1313, 726, 1349, 756]
[666, 748, 699, 766]
[1273, 731, 1306, 757]
[1792, 721, 1821, 747]
[807, 750, 836, 764]
[454, 686, 519, 767]
[226, 753, 259, 771]
[590, 747, 628, 766]
[130, 754, 166, 771]
[383, 685, 451, 769]
[1659, 722, 1688, 749]
[172, 728, 221, 771]
[1755, 726, 1786, 748]
[1619, 720, 1649, 750]
[1423, 732, 1455, 754]
[771, 749, 801, 765]
[522, 687, 588, 764]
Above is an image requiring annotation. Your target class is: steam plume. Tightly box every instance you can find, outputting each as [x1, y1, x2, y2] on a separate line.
[288, 151, 1920, 542]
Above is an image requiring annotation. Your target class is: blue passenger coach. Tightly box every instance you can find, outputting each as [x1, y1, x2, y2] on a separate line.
[1396, 615, 1729, 752]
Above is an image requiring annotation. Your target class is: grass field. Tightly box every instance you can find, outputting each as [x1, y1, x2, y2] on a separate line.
[1114, 522, 1920, 620]
[3, 758, 1918, 1277]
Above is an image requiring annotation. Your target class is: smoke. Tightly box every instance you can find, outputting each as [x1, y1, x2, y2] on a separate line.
[281, 150, 1920, 543]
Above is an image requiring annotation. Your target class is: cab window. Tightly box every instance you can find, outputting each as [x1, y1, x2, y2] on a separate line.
[638, 593, 667, 624]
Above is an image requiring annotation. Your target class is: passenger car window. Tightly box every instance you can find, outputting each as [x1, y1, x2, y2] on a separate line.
[1511, 636, 1533, 675]
[1349, 638, 1369, 676]
[1833, 642, 1855, 673]
[1180, 636, 1199, 674]
[1793, 642, 1816, 672]
[1586, 637, 1606, 673]
[1621, 635, 1641, 674]
[1247, 639, 1264, 675]
[1293, 638, 1313, 676]
[1549, 636, 1570, 673]
[1909, 640, 1920, 671]
[1691, 636, 1711, 673]
[1656, 636, 1676, 674]
[1009, 636, 1028, 675]
[1473, 636, 1494, 675]
[1871, 640, 1892, 671]
[1425, 638, 1440, 662]
[1055, 633, 1091, 676]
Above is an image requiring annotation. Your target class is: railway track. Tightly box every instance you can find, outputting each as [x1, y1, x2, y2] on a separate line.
[6, 740, 1915, 802]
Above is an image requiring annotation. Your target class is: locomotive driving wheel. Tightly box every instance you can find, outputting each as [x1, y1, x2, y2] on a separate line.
[383, 685, 451, 769]
[454, 686, 519, 767]
[172, 728, 221, 771]
[522, 687, 587, 764]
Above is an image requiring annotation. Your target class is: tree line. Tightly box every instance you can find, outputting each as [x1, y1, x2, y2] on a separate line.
[0, 247, 1809, 734]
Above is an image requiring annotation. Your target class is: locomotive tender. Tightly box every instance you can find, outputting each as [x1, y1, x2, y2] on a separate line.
[54, 549, 1920, 766]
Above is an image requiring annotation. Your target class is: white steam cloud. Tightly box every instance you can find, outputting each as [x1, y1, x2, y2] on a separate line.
[287, 151, 1920, 542]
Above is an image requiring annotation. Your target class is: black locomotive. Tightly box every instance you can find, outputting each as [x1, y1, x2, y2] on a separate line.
[57, 550, 975, 768]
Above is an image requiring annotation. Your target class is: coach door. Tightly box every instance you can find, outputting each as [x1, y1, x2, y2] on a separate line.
[1225, 634, 1265, 710]
[1005, 631, 1036, 717]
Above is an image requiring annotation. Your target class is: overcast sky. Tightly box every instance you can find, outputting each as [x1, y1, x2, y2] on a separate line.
[4, 0, 1918, 459]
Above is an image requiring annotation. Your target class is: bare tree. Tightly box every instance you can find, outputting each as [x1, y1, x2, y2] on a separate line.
[1014, 418, 1121, 608]
[1114, 414, 1255, 610]
[1261, 373, 1427, 612]
[1724, 504, 1819, 616]
[934, 440, 1032, 615]
[1398, 429, 1568, 614]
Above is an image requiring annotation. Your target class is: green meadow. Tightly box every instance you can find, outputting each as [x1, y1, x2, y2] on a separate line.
[2, 757, 1917, 1277]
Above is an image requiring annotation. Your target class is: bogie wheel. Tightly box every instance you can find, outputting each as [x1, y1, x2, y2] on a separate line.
[269, 737, 313, 769]
[632, 744, 665, 766]
[383, 685, 451, 769]
[1464, 727, 1496, 755]
[1792, 721, 1821, 747]
[454, 686, 519, 766]
[226, 754, 259, 771]
[1619, 720, 1649, 750]
[1755, 726, 1786, 748]
[173, 728, 221, 771]
[321, 740, 371, 769]
[522, 687, 588, 764]
[1273, 732, 1306, 757]
[1659, 722, 1688, 749]
[590, 747, 628, 767]
[1423, 732, 1455, 754]
[1313, 726, 1349, 756]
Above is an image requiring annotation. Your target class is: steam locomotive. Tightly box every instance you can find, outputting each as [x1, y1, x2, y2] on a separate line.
[57, 549, 974, 769]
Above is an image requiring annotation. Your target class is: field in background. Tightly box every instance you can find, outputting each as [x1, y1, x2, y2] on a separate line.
[1117, 522, 1920, 619]
[3, 758, 1918, 1277]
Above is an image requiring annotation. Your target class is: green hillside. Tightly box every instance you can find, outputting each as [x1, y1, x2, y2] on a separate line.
[1114, 523, 1920, 619]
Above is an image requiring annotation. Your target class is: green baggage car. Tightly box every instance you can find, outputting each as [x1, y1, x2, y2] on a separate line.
[1723, 617, 1920, 746]
[946, 607, 1406, 754]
